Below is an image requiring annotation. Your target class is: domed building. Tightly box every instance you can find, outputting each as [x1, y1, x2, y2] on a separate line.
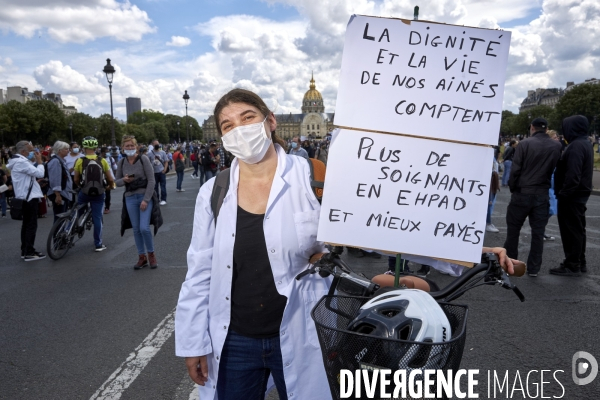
[202, 75, 335, 141]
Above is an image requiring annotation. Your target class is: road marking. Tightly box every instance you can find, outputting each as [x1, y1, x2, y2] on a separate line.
[90, 308, 176, 400]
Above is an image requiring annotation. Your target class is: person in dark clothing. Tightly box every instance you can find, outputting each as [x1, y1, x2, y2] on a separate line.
[503, 118, 562, 277]
[501, 139, 517, 186]
[550, 115, 594, 277]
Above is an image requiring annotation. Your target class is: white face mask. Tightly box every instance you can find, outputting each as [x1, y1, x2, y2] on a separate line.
[221, 116, 271, 164]
[124, 149, 137, 157]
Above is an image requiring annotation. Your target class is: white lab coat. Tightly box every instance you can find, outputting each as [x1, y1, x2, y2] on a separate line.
[175, 145, 333, 400]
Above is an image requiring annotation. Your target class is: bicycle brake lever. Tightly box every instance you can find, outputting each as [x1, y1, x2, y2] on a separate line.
[500, 271, 526, 302]
[295, 266, 315, 280]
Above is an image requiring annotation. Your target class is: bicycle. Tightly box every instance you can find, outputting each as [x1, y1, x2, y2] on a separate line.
[46, 198, 93, 260]
[296, 248, 525, 400]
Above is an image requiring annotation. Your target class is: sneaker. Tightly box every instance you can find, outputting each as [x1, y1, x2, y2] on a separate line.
[549, 263, 580, 277]
[95, 245, 107, 252]
[179, 188, 185, 192]
[527, 272, 538, 277]
[543, 235, 555, 241]
[485, 224, 500, 233]
[134, 254, 148, 270]
[24, 252, 46, 262]
[416, 265, 431, 276]
[159, 201, 167, 206]
[1, 215, 6, 218]
[104, 209, 110, 214]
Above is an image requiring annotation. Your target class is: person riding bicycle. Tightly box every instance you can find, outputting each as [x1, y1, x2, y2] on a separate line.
[73, 136, 114, 252]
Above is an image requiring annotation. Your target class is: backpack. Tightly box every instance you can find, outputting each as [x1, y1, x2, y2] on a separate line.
[175, 152, 185, 172]
[211, 157, 325, 225]
[81, 157, 105, 196]
[201, 149, 212, 168]
[190, 152, 197, 162]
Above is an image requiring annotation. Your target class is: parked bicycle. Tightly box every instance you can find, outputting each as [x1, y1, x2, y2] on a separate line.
[46, 196, 93, 260]
[296, 248, 525, 400]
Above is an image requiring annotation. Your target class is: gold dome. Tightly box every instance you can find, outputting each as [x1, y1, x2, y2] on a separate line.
[303, 73, 323, 102]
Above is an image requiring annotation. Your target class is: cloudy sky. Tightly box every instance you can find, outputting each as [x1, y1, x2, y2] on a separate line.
[0, 0, 598, 123]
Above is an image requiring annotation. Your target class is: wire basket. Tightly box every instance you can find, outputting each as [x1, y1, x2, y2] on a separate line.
[311, 295, 468, 400]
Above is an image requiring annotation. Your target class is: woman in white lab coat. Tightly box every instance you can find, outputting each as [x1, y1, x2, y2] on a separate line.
[175, 89, 332, 400]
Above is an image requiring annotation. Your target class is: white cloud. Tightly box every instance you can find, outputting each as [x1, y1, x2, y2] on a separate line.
[3, 0, 599, 122]
[166, 36, 191, 47]
[0, 0, 155, 43]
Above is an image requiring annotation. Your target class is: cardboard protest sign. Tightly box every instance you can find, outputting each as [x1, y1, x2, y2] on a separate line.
[317, 128, 493, 264]
[334, 15, 511, 146]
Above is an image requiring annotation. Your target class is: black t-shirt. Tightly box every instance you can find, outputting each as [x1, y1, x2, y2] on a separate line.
[230, 206, 287, 338]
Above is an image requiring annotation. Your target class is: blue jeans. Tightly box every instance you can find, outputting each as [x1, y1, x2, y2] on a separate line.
[199, 165, 206, 186]
[78, 191, 105, 248]
[176, 171, 184, 190]
[125, 194, 154, 254]
[486, 192, 497, 224]
[154, 172, 167, 202]
[502, 160, 512, 186]
[0, 192, 6, 216]
[205, 169, 217, 182]
[217, 330, 287, 400]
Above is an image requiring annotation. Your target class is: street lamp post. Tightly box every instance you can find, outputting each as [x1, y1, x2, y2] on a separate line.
[527, 113, 532, 138]
[183, 90, 190, 143]
[177, 120, 181, 143]
[102, 59, 118, 158]
[69, 123, 73, 142]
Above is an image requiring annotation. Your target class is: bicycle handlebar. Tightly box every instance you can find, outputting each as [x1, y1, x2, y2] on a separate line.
[296, 251, 525, 303]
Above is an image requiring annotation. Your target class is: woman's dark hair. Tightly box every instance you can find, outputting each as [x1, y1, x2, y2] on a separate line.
[213, 88, 287, 151]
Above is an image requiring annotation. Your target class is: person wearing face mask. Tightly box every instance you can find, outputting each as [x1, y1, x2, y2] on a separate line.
[64, 142, 84, 177]
[288, 136, 309, 159]
[116, 135, 159, 270]
[175, 89, 330, 400]
[7, 140, 46, 261]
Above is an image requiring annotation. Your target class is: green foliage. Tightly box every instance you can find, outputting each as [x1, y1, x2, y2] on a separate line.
[0, 101, 38, 145]
[141, 121, 169, 144]
[27, 100, 66, 144]
[128, 109, 165, 125]
[501, 105, 557, 136]
[96, 113, 123, 146]
[554, 84, 600, 133]
[123, 124, 147, 145]
[65, 113, 98, 144]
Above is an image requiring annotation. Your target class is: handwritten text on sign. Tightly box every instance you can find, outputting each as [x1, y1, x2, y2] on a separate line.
[335, 15, 511, 146]
[317, 129, 493, 263]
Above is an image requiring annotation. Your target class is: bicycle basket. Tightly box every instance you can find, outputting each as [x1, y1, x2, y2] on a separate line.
[311, 295, 468, 400]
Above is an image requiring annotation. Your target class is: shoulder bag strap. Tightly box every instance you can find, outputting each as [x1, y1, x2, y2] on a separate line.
[25, 176, 35, 201]
[211, 168, 230, 226]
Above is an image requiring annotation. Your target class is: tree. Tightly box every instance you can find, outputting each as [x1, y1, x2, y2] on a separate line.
[128, 109, 164, 125]
[500, 110, 515, 136]
[0, 100, 39, 145]
[65, 113, 98, 144]
[26, 100, 66, 145]
[96, 113, 123, 146]
[141, 121, 169, 144]
[163, 114, 184, 142]
[123, 124, 147, 146]
[554, 84, 600, 133]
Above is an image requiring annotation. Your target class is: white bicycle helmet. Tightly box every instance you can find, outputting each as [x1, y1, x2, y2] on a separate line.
[347, 289, 452, 370]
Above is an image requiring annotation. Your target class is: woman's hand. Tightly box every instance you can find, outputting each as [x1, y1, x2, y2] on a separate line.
[122, 175, 134, 184]
[482, 247, 522, 275]
[140, 200, 148, 211]
[185, 356, 209, 386]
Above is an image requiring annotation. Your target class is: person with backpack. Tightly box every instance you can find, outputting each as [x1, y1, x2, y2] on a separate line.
[73, 136, 114, 252]
[148, 140, 169, 206]
[173, 146, 186, 192]
[175, 89, 330, 400]
[47, 141, 73, 222]
[202, 143, 219, 181]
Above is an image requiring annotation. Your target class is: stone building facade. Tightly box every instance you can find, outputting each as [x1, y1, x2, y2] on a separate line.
[202, 75, 335, 142]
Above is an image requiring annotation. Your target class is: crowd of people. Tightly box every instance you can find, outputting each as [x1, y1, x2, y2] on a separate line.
[1, 87, 596, 399]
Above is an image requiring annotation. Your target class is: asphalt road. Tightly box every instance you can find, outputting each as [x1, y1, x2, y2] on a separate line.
[1, 172, 599, 399]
